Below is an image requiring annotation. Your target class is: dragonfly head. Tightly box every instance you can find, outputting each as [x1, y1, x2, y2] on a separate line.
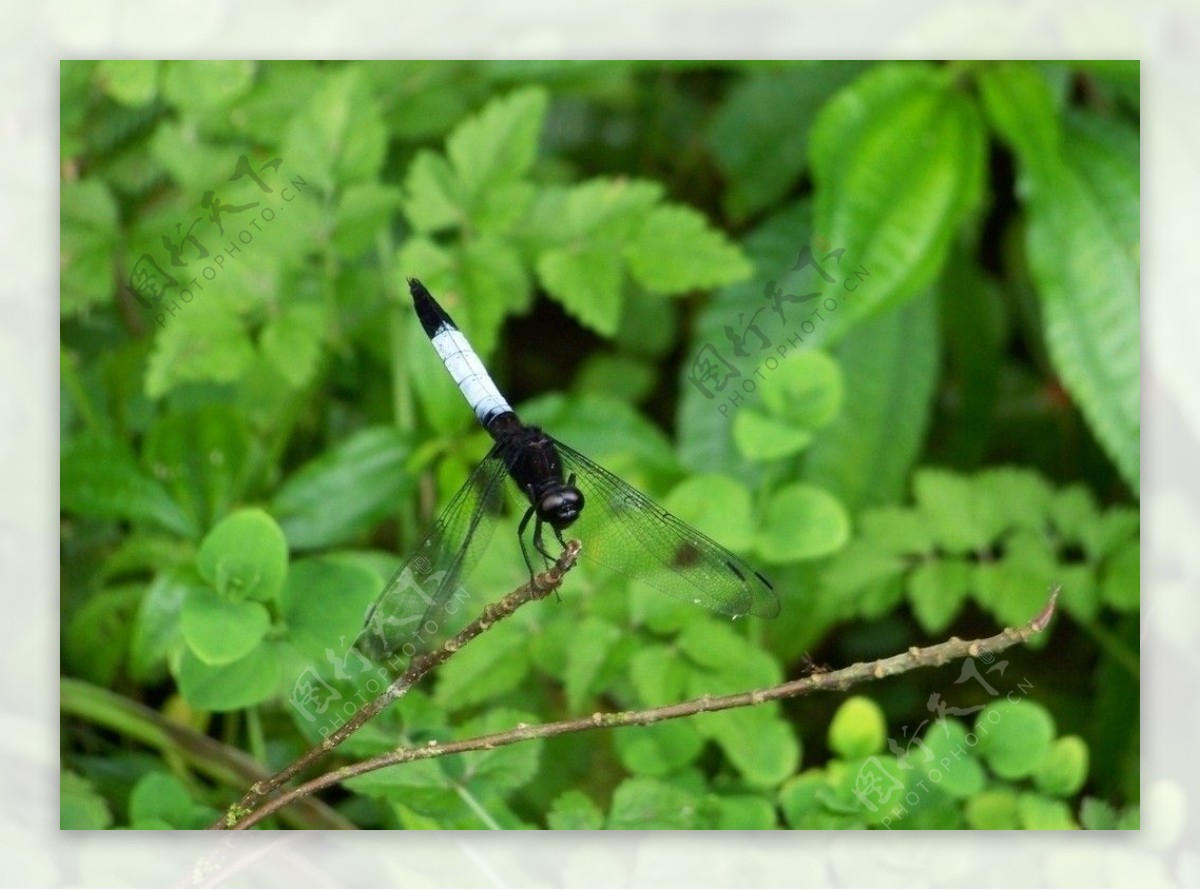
[538, 484, 584, 530]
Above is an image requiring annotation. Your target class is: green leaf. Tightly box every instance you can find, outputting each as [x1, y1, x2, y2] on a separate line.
[144, 304, 256, 399]
[965, 787, 1020, 829]
[803, 291, 939, 511]
[732, 410, 814, 462]
[1100, 537, 1139, 611]
[143, 405, 254, 534]
[447, 87, 547, 201]
[976, 62, 1062, 169]
[908, 558, 972, 634]
[913, 469, 992, 553]
[614, 720, 705, 777]
[61, 179, 118, 315]
[281, 65, 387, 191]
[707, 63, 869, 219]
[664, 474, 755, 554]
[574, 353, 656, 404]
[758, 349, 843, 430]
[162, 60, 255, 110]
[757, 482, 850, 563]
[61, 434, 195, 537]
[976, 699, 1056, 781]
[701, 708, 800, 787]
[628, 644, 691, 707]
[61, 771, 112, 830]
[64, 586, 140, 685]
[562, 616, 621, 711]
[460, 708, 543, 795]
[96, 60, 160, 106]
[333, 182, 403, 257]
[917, 719, 986, 798]
[1024, 113, 1140, 491]
[180, 587, 270, 665]
[607, 777, 704, 829]
[809, 63, 986, 343]
[828, 696, 886, 759]
[547, 790, 604, 830]
[625, 204, 753, 294]
[859, 506, 934, 556]
[129, 772, 215, 829]
[280, 558, 382, 662]
[538, 242, 624, 335]
[434, 623, 531, 711]
[196, 508, 289, 603]
[271, 427, 412, 550]
[259, 303, 326, 389]
[1018, 792, 1078, 829]
[1034, 735, 1089, 797]
[177, 643, 281, 711]
[129, 569, 196, 683]
[972, 530, 1058, 627]
[711, 794, 779, 830]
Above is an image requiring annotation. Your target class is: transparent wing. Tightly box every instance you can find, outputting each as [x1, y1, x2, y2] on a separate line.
[553, 438, 779, 619]
[355, 449, 509, 662]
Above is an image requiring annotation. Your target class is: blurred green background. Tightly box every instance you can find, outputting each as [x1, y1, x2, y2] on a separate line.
[60, 60, 1139, 830]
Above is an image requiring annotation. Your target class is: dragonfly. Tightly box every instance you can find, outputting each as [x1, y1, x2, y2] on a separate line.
[356, 278, 779, 661]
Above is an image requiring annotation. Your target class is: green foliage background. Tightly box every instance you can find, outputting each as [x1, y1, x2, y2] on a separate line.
[60, 60, 1139, 830]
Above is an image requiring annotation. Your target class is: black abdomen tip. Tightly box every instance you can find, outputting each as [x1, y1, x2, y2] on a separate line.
[409, 277, 458, 337]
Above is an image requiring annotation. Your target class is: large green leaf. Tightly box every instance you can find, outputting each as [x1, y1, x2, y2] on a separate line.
[803, 291, 939, 511]
[809, 63, 986, 344]
[1026, 115, 1140, 492]
[271, 426, 412, 550]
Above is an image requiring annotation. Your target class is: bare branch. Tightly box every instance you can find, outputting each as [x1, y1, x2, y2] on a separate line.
[211, 540, 582, 830]
[225, 586, 1061, 830]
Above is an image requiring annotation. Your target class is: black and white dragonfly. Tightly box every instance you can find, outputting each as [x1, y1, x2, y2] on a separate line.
[356, 279, 779, 661]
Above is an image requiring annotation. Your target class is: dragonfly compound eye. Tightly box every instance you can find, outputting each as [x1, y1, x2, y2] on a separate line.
[540, 487, 584, 528]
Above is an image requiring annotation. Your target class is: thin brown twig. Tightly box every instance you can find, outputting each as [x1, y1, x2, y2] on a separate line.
[227, 586, 1061, 830]
[211, 540, 583, 830]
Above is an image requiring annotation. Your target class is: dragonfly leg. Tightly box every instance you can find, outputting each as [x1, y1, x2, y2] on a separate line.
[517, 503, 538, 582]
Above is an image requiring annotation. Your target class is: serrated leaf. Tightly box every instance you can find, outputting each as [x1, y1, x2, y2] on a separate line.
[259, 303, 325, 389]
[281, 65, 387, 191]
[757, 483, 849, 563]
[1024, 113, 1140, 492]
[809, 63, 986, 343]
[563, 616, 621, 711]
[908, 558, 972, 633]
[460, 708, 543, 795]
[614, 719, 705, 777]
[162, 60, 255, 110]
[607, 777, 704, 829]
[625, 204, 752, 294]
[61, 179, 118, 315]
[447, 87, 547, 197]
[333, 182, 402, 257]
[196, 508, 289, 603]
[538, 243, 624, 335]
[433, 623, 530, 711]
[858, 506, 934, 555]
[144, 304, 256, 399]
[707, 63, 869, 219]
[547, 790, 604, 830]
